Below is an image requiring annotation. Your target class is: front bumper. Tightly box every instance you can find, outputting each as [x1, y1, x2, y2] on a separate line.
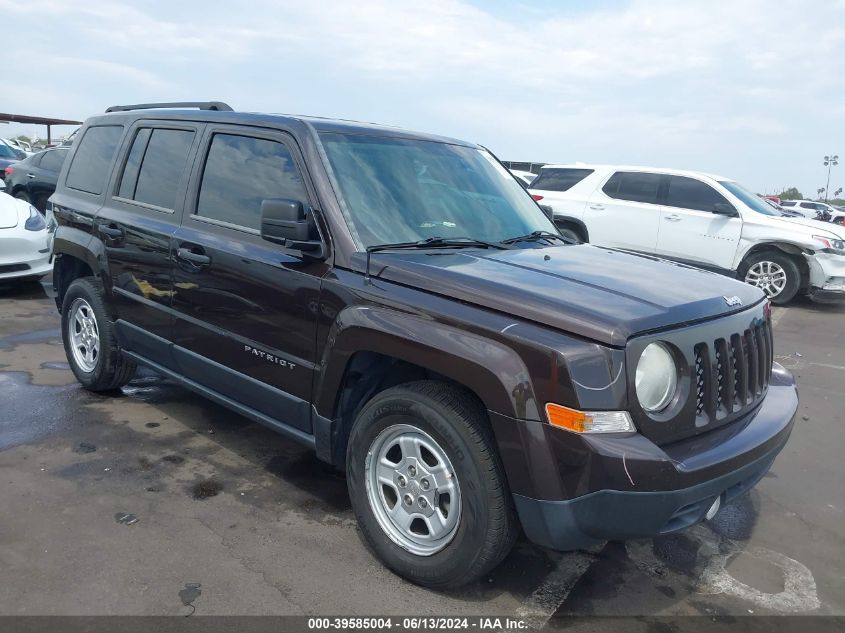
[491, 364, 798, 551]
[0, 231, 51, 281]
[805, 251, 845, 302]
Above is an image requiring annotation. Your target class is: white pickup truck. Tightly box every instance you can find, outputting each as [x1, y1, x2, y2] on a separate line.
[530, 164, 845, 304]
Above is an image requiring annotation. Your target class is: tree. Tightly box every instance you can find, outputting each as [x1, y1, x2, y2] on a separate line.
[777, 187, 803, 200]
[817, 188, 826, 200]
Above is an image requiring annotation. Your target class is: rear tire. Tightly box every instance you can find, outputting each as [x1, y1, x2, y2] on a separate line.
[346, 380, 518, 588]
[739, 251, 801, 305]
[61, 277, 136, 391]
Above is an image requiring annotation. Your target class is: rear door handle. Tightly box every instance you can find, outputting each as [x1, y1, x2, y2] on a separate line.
[665, 214, 681, 222]
[589, 204, 604, 210]
[177, 247, 211, 265]
[26, 173, 35, 179]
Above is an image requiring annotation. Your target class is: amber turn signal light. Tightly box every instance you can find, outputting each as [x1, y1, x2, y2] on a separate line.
[545, 403, 635, 434]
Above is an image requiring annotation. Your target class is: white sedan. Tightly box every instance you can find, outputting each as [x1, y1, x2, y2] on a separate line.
[0, 192, 52, 284]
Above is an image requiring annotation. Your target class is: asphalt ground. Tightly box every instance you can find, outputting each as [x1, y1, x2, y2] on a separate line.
[0, 279, 842, 628]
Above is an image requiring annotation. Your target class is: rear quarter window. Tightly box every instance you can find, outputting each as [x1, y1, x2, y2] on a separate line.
[530, 168, 594, 192]
[65, 125, 124, 195]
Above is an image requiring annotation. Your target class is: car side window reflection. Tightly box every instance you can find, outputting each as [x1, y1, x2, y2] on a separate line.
[196, 133, 307, 230]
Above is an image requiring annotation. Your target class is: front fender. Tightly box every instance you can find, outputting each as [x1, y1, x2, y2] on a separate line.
[314, 304, 540, 421]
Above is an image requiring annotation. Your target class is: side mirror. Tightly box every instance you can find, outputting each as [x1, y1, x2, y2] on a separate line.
[712, 202, 737, 216]
[260, 199, 323, 256]
[540, 204, 555, 222]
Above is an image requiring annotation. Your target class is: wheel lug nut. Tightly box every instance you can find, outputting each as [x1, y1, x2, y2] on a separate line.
[408, 465, 417, 477]
[418, 497, 428, 508]
[403, 494, 413, 506]
[420, 478, 430, 490]
[397, 475, 407, 487]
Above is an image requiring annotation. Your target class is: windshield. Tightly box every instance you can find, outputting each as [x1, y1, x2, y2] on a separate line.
[319, 133, 555, 248]
[719, 180, 781, 216]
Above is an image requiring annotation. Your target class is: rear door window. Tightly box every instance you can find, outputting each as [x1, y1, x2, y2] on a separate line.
[66, 125, 124, 195]
[530, 168, 593, 192]
[602, 171, 661, 204]
[39, 149, 67, 173]
[117, 128, 195, 210]
[665, 175, 729, 212]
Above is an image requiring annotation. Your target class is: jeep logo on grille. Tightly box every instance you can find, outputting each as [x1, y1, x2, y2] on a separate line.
[723, 295, 743, 307]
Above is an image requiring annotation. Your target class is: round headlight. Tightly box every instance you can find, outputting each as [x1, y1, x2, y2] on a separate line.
[635, 342, 678, 413]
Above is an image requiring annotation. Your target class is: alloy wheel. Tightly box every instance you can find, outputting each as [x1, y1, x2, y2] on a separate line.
[68, 298, 100, 373]
[745, 261, 787, 298]
[365, 424, 461, 556]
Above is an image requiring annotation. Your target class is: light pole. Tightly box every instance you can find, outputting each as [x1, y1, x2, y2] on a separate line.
[824, 155, 839, 202]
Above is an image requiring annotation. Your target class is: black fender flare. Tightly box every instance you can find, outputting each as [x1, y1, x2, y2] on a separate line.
[553, 215, 589, 242]
[52, 227, 112, 307]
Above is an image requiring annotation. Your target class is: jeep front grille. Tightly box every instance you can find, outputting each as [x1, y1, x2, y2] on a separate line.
[694, 320, 773, 423]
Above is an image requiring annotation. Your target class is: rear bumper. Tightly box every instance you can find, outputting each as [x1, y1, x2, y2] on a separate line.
[491, 363, 797, 551]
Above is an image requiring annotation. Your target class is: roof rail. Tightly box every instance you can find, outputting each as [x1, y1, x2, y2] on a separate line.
[105, 101, 233, 113]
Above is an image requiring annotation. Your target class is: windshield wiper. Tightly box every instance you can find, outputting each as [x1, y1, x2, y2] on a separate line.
[500, 230, 573, 245]
[365, 236, 510, 280]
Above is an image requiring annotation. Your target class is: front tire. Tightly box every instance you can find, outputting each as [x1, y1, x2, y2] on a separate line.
[61, 277, 136, 391]
[346, 381, 518, 588]
[740, 251, 801, 305]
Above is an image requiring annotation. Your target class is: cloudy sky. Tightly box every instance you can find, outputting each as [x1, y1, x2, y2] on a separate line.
[2, 0, 844, 196]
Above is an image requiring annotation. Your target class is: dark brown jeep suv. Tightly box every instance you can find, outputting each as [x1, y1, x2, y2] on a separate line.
[49, 102, 798, 588]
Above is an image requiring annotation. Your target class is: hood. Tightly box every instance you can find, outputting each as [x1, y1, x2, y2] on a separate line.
[0, 192, 26, 229]
[751, 213, 845, 239]
[362, 244, 764, 346]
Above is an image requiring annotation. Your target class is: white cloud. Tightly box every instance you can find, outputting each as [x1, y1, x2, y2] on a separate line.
[1, 0, 843, 194]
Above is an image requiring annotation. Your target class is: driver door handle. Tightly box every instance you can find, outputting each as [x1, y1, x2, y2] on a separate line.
[665, 214, 681, 222]
[589, 204, 604, 210]
[177, 247, 211, 265]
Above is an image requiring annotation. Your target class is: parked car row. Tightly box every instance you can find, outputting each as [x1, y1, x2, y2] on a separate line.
[530, 164, 845, 304]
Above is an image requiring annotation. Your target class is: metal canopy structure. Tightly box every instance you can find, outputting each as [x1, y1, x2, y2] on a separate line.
[0, 112, 82, 146]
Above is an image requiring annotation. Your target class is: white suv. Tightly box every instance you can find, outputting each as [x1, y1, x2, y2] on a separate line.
[778, 199, 834, 221]
[530, 164, 845, 304]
